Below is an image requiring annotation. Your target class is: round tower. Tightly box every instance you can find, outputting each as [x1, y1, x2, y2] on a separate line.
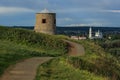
[34, 9, 56, 35]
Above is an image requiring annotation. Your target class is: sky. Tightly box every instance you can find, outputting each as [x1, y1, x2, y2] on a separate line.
[0, 0, 120, 27]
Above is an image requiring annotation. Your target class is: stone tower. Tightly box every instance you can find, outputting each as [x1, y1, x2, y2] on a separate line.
[34, 9, 56, 35]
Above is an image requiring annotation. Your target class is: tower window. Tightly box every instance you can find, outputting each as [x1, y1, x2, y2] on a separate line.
[42, 19, 46, 23]
[54, 19, 56, 24]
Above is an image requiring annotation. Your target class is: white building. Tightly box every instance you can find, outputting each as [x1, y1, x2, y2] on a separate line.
[95, 30, 103, 38]
[89, 27, 93, 39]
[88, 27, 103, 39]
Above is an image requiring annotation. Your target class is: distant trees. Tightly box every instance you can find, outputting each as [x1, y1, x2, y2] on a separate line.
[102, 40, 120, 49]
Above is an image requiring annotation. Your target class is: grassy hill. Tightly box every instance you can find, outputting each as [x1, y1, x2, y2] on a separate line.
[0, 27, 68, 55]
[0, 26, 68, 76]
[36, 57, 105, 80]
[36, 40, 120, 80]
[100, 39, 120, 59]
[0, 26, 120, 80]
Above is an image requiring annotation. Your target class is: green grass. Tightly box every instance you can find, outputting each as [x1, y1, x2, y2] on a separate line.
[0, 40, 37, 75]
[0, 26, 120, 80]
[99, 39, 120, 59]
[0, 27, 68, 55]
[68, 40, 120, 80]
[36, 39, 120, 80]
[36, 57, 106, 80]
[0, 39, 61, 75]
[0, 26, 68, 76]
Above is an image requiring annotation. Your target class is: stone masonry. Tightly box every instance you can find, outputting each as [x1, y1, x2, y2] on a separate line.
[34, 13, 56, 35]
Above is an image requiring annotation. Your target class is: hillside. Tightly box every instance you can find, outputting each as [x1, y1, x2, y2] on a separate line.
[36, 40, 120, 80]
[0, 26, 68, 76]
[0, 26, 120, 80]
[100, 39, 120, 59]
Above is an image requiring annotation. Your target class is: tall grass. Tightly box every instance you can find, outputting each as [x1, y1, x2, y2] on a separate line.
[0, 26, 68, 76]
[36, 57, 106, 80]
[0, 40, 43, 75]
[0, 27, 68, 55]
[36, 39, 120, 80]
[67, 40, 120, 80]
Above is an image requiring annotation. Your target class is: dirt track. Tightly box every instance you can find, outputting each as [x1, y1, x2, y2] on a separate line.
[0, 40, 85, 80]
[0, 57, 53, 80]
[64, 40, 85, 56]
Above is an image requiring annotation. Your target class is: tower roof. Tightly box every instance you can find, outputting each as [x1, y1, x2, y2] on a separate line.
[38, 8, 54, 13]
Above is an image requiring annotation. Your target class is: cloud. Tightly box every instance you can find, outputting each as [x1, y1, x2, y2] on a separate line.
[58, 18, 73, 22]
[0, 6, 35, 15]
[54, 8, 112, 14]
[64, 18, 73, 21]
[66, 23, 103, 27]
[54, 8, 92, 13]
[0, 0, 50, 10]
[0, 0, 120, 27]
[57, 18, 73, 26]
[101, 10, 120, 13]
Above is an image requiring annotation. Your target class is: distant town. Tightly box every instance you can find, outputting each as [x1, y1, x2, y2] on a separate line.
[12, 26, 120, 40]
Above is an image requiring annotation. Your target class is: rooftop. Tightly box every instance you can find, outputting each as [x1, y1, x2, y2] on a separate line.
[37, 8, 54, 13]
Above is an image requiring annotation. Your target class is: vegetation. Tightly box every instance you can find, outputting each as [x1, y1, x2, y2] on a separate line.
[0, 27, 68, 56]
[0, 40, 38, 75]
[101, 40, 120, 57]
[73, 40, 120, 80]
[0, 26, 68, 76]
[36, 39, 120, 80]
[104, 34, 120, 40]
[93, 35, 120, 61]
[0, 26, 120, 80]
[36, 57, 105, 80]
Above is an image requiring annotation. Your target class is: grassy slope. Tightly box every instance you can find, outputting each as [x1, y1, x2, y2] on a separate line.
[100, 39, 120, 59]
[36, 39, 120, 80]
[36, 57, 105, 80]
[0, 40, 35, 75]
[1, 26, 120, 80]
[69, 40, 120, 79]
[0, 27, 68, 55]
[0, 26, 68, 76]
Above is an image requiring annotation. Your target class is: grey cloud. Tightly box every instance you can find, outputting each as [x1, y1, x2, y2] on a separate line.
[0, 6, 35, 15]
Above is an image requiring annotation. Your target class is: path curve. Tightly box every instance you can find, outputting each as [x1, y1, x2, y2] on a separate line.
[0, 57, 53, 80]
[0, 40, 85, 80]
[64, 40, 85, 56]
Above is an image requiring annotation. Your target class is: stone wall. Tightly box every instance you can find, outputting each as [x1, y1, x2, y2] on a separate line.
[34, 13, 56, 35]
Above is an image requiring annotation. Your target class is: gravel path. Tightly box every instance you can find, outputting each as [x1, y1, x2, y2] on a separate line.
[0, 40, 85, 80]
[65, 40, 85, 56]
[0, 57, 53, 80]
